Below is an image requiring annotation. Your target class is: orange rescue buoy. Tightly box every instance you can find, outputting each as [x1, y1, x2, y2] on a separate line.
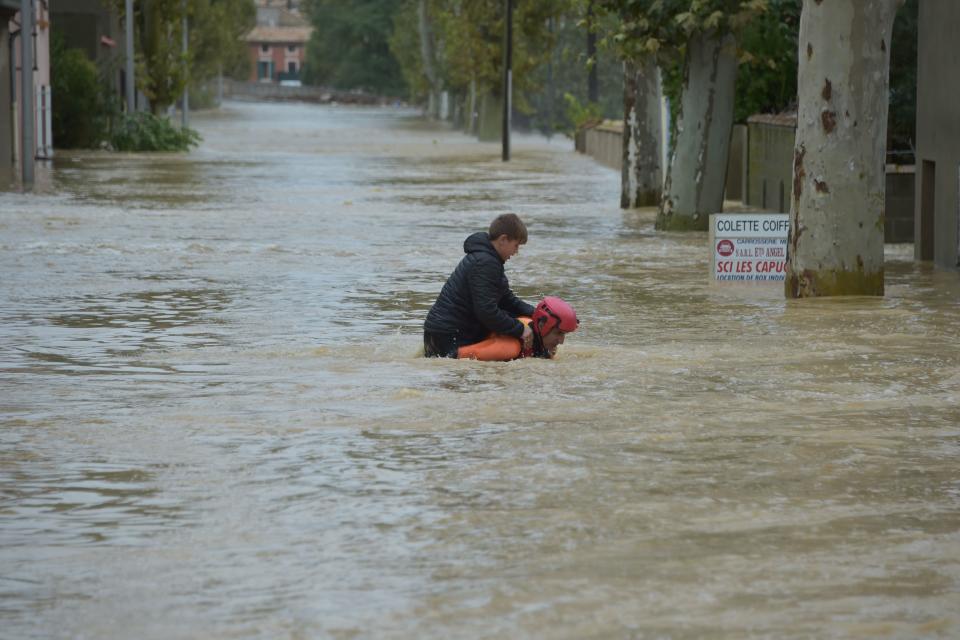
[457, 317, 531, 361]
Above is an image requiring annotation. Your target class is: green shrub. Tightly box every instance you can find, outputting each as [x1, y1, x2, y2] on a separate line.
[51, 38, 106, 148]
[563, 93, 603, 133]
[109, 112, 201, 152]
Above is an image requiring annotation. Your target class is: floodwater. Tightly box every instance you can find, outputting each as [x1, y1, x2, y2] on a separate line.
[1, 101, 959, 639]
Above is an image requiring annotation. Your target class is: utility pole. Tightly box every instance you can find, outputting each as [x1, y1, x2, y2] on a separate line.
[545, 15, 554, 139]
[20, 0, 34, 186]
[125, 0, 134, 113]
[501, 0, 513, 162]
[181, 0, 189, 127]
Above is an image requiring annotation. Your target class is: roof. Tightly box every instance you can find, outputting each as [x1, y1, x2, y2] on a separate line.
[256, 0, 303, 9]
[246, 25, 312, 44]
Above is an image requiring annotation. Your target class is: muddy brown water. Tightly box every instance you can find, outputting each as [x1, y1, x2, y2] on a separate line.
[1, 101, 959, 639]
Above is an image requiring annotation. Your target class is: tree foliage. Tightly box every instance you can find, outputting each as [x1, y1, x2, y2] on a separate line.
[51, 35, 106, 148]
[887, 0, 917, 155]
[189, 0, 257, 82]
[389, 0, 573, 123]
[109, 0, 255, 113]
[302, 0, 407, 94]
[595, 0, 768, 65]
[732, 0, 800, 121]
[525, 10, 624, 135]
[110, 112, 201, 151]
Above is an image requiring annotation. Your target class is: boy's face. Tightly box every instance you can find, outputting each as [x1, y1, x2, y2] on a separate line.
[492, 234, 522, 262]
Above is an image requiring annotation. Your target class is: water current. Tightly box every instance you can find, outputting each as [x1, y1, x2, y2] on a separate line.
[1, 101, 959, 639]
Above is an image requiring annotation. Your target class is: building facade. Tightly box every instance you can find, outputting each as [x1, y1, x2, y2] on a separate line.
[2, 0, 52, 175]
[246, 0, 311, 83]
[914, 1, 960, 268]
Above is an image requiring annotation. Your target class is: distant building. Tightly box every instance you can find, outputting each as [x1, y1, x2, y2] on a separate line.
[2, 0, 52, 173]
[246, 0, 311, 84]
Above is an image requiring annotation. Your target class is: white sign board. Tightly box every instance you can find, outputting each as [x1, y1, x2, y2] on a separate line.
[709, 213, 789, 282]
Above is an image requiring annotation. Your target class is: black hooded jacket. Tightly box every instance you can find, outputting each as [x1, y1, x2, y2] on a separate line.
[424, 232, 535, 346]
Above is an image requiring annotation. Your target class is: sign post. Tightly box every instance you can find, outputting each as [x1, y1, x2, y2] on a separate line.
[709, 213, 789, 282]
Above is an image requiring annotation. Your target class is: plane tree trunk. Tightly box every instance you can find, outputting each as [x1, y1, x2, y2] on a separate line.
[418, 0, 441, 118]
[656, 31, 737, 231]
[785, 0, 900, 297]
[621, 58, 663, 208]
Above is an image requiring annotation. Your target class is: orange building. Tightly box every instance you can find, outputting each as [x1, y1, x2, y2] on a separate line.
[246, 0, 311, 84]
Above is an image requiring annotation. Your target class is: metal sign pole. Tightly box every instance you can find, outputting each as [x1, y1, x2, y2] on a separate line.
[501, 0, 512, 162]
[181, 0, 188, 127]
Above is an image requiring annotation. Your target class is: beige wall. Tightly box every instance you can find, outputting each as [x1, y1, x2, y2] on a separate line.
[584, 121, 623, 171]
[1, 19, 11, 169]
[580, 121, 746, 208]
[915, 1, 960, 267]
[745, 119, 794, 213]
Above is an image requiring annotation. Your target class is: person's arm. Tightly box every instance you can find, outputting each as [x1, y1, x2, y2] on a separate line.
[468, 258, 526, 338]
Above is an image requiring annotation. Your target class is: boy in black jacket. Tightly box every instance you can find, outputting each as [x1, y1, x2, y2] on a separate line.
[423, 214, 534, 357]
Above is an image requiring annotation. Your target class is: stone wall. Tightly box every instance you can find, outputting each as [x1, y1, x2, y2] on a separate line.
[745, 114, 795, 214]
[579, 120, 746, 205]
[578, 112, 916, 243]
[223, 79, 387, 105]
[583, 121, 623, 171]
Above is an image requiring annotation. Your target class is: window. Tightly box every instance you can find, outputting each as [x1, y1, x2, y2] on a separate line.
[288, 45, 296, 53]
[257, 60, 274, 81]
[288, 61, 297, 74]
[261, 44, 269, 53]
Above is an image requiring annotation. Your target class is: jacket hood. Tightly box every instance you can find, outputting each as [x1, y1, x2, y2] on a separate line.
[463, 232, 501, 262]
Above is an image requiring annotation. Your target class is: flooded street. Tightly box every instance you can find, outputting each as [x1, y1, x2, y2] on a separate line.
[1, 101, 959, 638]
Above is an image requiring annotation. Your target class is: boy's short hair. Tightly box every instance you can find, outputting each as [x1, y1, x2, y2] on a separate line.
[488, 213, 528, 244]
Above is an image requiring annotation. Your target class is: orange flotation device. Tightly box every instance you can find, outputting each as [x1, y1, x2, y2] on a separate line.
[457, 317, 531, 361]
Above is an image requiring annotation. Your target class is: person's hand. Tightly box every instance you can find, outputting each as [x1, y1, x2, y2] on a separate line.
[521, 324, 533, 350]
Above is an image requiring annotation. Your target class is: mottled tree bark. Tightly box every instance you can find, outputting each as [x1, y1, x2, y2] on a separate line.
[656, 31, 737, 231]
[621, 58, 663, 208]
[786, 0, 901, 297]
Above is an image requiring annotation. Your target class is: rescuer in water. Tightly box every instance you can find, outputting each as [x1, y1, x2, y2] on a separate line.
[423, 214, 579, 360]
[520, 296, 580, 359]
[436, 295, 580, 361]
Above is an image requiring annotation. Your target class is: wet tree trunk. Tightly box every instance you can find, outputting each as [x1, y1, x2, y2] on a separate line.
[586, 0, 598, 104]
[477, 92, 502, 142]
[466, 78, 478, 136]
[418, 0, 441, 119]
[656, 31, 737, 231]
[785, 0, 900, 298]
[621, 58, 663, 208]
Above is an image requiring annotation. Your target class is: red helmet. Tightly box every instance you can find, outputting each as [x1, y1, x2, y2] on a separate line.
[532, 296, 579, 336]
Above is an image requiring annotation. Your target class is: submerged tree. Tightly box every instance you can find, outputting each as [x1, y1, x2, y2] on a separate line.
[595, 1, 669, 208]
[189, 0, 257, 83]
[302, 0, 407, 95]
[785, 0, 901, 297]
[620, 57, 663, 208]
[390, 0, 568, 138]
[110, 0, 255, 113]
[598, 0, 768, 227]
